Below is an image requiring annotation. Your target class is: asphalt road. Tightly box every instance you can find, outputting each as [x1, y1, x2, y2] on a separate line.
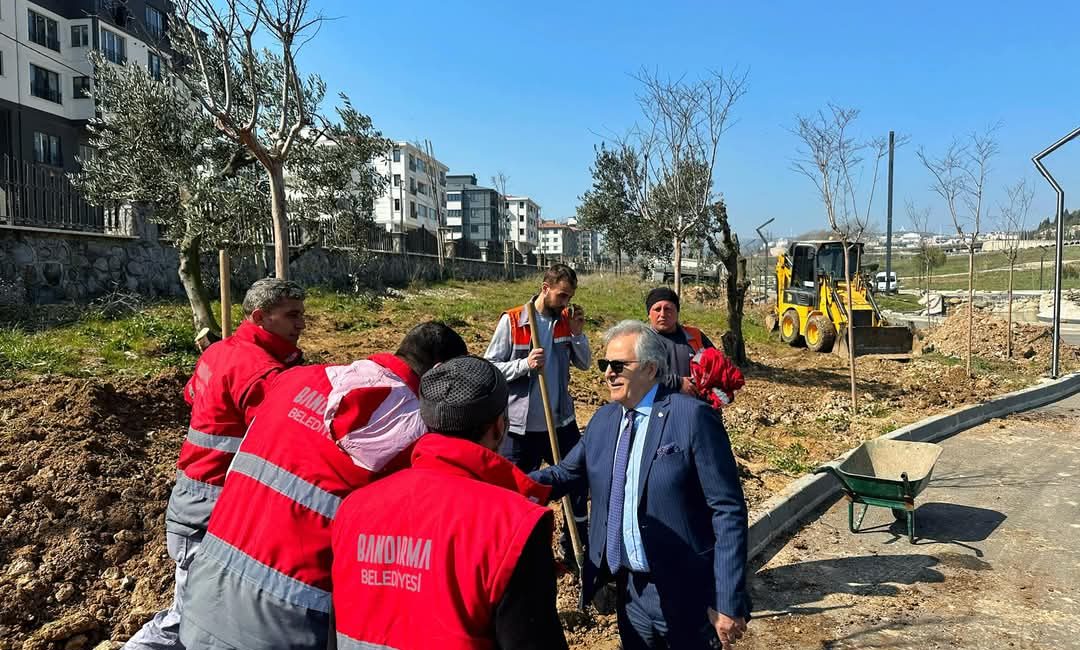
[741, 394, 1080, 649]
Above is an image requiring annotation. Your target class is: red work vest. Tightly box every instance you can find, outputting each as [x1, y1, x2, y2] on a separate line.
[168, 321, 301, 534]
[683, 324, 706, 353]
[182, 354, 423, 650]
[332, 434, 553, 650]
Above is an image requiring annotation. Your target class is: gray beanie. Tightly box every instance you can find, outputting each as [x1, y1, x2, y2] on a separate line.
[420, 356, 509, 434]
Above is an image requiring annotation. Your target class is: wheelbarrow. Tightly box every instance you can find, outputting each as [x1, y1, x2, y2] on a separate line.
[815, 439, 942, 543]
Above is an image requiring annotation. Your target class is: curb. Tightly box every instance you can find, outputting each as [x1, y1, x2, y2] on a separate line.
[747, 370, 1080, 560]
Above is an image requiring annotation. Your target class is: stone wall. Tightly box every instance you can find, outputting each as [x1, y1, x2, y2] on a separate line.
[0, 226, 542, 307]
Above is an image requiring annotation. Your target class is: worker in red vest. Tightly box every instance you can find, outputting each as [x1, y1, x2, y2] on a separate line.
[124, 278, 306, 650]
[484, 263, 590, 567]
[332, 356, 569, 650]
[177, 322, 468, 650]
[646, 287, 716, 395]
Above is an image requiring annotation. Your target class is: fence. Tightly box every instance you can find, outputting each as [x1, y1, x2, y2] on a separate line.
[0, 155, 108, 233]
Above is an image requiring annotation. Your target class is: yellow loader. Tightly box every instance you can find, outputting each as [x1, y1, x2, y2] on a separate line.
[765, 241, 914, 357]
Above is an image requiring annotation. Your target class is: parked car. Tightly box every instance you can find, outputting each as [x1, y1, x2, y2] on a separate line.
[875, 271, 899, 292]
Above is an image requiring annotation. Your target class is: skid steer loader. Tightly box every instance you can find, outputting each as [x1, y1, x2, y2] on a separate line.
[765, 241, 914, 358]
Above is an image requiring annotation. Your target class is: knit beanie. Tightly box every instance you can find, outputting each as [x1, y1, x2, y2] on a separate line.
[420, 356, 509, 434]
[646, 287, 680, 312]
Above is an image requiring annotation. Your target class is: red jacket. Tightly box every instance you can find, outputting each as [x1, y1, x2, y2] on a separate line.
[180, 354, 425, 650]
[166, 320, 301, 536]
[332, 434, 553, 650]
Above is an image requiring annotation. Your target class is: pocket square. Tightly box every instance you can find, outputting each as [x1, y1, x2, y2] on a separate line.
[656, 443, 682, 456]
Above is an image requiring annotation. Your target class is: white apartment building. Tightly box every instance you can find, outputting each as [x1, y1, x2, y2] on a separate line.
[0, 0, 169, 170]
[372, 141, 449, 233]
[539, 219, 578, 259]
[505, 195, 539, 254]
[572, 221, 600, 263]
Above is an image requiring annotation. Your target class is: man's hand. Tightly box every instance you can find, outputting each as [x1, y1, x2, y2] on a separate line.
[527, 348, 546, 370]
[708, 608, 746, 649]
[567, 304, 586, 336]
[680, 376, 697, 396]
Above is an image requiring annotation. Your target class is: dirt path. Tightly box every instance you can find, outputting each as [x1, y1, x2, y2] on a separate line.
[738, 396, 1080, 649]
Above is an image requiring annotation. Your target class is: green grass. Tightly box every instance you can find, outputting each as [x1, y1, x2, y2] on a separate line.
[0, 273, 773, 380]
[874, 293, 923, 312]
[0, 303, 199, 379]
[865, 245, 1080, 281]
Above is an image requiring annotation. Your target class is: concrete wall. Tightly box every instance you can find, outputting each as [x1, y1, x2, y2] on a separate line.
[0, 225, 542, 307]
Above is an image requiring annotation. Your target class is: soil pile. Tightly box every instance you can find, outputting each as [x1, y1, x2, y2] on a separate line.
[923, 307, 1074, 363]
[0, 372, 188, 650]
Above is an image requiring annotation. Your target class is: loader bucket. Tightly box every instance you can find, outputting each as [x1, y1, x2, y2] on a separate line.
[835, 325, 914, 359]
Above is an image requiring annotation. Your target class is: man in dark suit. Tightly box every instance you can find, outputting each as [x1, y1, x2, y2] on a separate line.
[532, 320, 749, 649]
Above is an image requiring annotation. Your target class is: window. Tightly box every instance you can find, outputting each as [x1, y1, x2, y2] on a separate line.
[145, 6, 165, 39]
[519, 201, 525, 208]
[417, 181, 427, 196]
[409, 178, 416, 194]
[393, 198, 401, 212]
[392, 148, 400, 162]
[30, 64, 61, 103]
[147, 52, 163, 80]
[33, 131, 62, 166]
[73, 76, 91, 98]
[470, 225, 480, 234]
[447, 192, 461, 202]
[101, 29, 126, 64]
[519, 214, 525, 221]
[392, 174, 400, 187]
[28, 10, 60, 51]
[409, 201, 416, 219]
[448, 209, 461, 218]
[439, 171, 446, 186]
[78, 144, 95, 165]
[519, 228, 525, 236]
[71, 24, 89, 47]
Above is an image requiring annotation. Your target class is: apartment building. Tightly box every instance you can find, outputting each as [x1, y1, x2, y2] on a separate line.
[570, 218, 600, 263]
[0, 0, 170, 171]
[371, 141, 449, 233]
[505, 195, 539, 255]
[539, 219, 578, 259]
[446, 173, 505, 252]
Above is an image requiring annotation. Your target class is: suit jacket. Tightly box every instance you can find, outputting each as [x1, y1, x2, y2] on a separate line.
[532, 386, 750, 620]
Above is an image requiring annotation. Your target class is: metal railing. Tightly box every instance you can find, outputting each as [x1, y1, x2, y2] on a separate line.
[0, 155, 105, 232]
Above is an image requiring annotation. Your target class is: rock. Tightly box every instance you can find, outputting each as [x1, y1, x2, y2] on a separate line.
[101, 566, 124, 591]
[63, 634, 89, 650]
[54, 583, 76, 603]
[1023, 347, 1036, 359]
[6, 557, 35, 577]
[113, 529, 140, 544]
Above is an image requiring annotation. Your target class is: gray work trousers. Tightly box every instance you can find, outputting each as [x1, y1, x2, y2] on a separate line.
[123, 531, 203, 650]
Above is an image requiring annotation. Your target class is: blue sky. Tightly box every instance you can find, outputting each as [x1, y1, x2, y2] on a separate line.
[301, 1, 1080, 241]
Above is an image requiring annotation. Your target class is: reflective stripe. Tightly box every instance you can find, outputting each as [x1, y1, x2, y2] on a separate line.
[199, 533, 332, 613]
[553, 336, 572, 344]
[336, 635, 398, 650]
[185, 426, 243, 453]
[175, 470, 224, 499]
[229, 452, 342, 520]
[511, 344, 531, 351]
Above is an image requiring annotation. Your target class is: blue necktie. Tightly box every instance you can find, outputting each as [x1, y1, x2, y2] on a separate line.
[606, 409, 637, 574]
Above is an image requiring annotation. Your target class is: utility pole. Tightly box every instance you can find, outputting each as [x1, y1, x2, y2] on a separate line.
[885, 130, 896, 294]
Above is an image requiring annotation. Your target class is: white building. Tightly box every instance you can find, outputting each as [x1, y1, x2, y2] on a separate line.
[0, 1, 169, 170]
[539, 219, 578, 259]
[505, 195, 539, 254]
[372, 141, 449, 233]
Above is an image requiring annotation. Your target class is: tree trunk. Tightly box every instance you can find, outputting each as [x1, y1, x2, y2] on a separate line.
[268, 163, 289, 280]
[925, 260, 932, 332]
[1007, 259, 1014, 358]
[843, 240, 857, 411]
[178, 232, 220, 335]
[673, 234, 682, 293]
[966, 246, 975, 376]
[724, 255, 750, 365]
[615, 244, 621, 275]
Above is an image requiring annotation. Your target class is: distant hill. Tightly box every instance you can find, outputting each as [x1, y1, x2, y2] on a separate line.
[1032, 208, 1080, 237]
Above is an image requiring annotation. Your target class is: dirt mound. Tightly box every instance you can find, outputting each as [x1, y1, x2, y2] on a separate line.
[923, 307, 1073, 363]
[0, 372, 188, 650]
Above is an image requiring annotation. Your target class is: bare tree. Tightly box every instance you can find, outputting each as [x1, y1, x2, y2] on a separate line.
[490, 172, 514, 278]
[999, 178, 1034, 358]
[792, 105, 890, 410]
[618, 69, 748, 294]
[906, 200, 939, 329]
[423, 140, 446, 268]
[917, 126, 999, 375]
[168, 0, 349, 280]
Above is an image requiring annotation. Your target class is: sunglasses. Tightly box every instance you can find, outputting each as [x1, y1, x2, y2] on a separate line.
[597, 359, 640, 374]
